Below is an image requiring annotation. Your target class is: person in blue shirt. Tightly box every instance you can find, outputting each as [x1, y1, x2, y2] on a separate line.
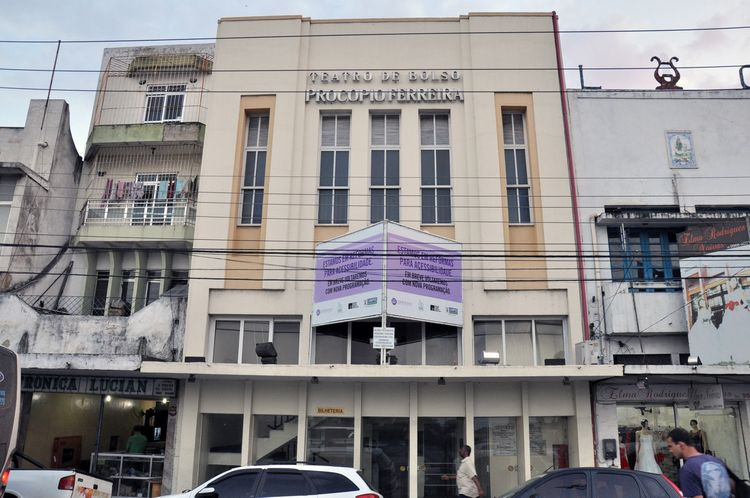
[666, 427, 732, 498]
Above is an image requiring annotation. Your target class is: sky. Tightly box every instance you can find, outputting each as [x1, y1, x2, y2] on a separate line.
[1, 0, 749, 153]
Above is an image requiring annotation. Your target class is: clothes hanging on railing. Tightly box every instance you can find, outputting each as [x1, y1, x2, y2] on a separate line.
[167, 179, 176, 199]
[132, 182, 144, 200]
[101, 178, 113, 207]
[115, 181, 125, 200]
[123, 181, 132, 200]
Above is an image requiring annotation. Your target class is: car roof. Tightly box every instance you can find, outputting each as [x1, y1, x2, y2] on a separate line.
[222, 464, 358, 473]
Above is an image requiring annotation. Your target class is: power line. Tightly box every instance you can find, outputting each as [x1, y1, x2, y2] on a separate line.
[1, 23, 749, 44]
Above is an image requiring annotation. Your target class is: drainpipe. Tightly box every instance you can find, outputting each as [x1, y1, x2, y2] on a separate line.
[552, 12, 590, 340]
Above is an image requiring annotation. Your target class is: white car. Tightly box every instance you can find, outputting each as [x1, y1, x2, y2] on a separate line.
[162, 464, 382, 498]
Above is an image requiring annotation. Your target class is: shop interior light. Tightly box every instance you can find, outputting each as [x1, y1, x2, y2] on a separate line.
[480, 351, 501, 365]
[105, 395, 112, 402]
[162, 398, 168, 404]
[255, 342, 278, 364]
[635, 376, 649, 390]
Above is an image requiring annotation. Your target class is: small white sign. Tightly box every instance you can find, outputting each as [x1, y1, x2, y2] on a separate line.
[373, 327, 395, 349]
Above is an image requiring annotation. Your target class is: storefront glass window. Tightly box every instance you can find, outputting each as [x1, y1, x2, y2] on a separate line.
[616, 405, 678, 481]
[252, 415, 298, 464]
[307, 417, 354, 467]
[425, 323, 458, 365]
[199, 414, 243, 482]
[529, 416, 569, 477]
[676, 407, 747, 479]
[315, 323, 349, 364]
[418, 417, 464, 498]
[362, 417, 409, 498]
[474, 417, 519, 496]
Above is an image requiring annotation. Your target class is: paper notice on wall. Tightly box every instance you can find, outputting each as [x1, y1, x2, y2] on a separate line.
[529, 420, 547, 456]
[492, 422, 517, 456]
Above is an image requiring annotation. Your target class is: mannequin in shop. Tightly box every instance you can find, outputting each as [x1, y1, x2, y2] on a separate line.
[635, 420, 662, 474]
[689, 419, 709, 454]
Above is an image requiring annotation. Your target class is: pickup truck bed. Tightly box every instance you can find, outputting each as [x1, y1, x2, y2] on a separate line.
[4, 469, 112, 498]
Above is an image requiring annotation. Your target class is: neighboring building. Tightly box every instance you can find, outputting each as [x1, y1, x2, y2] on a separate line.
[567, 89, 750, 480]
[0, 43, 213, 497]
[139, 14, 619, 497]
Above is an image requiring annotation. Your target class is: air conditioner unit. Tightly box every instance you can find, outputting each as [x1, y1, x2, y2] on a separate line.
[575, 340, 602, 365]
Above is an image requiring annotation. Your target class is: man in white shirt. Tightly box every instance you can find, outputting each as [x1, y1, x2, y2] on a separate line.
[456, 445, 485, 498]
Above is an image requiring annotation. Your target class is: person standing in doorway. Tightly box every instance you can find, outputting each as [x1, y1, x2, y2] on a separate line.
[667, 427, 732, 498]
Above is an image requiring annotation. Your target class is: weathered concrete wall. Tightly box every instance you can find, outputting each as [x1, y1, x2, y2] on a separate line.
[0, 291, 186, 370]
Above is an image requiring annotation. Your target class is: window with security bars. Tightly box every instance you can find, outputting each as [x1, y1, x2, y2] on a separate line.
[318, 114, 350, 224]
[144, 84, 186, 122]
[370, 114, 400, 223]
[240, 113, 269, 225]
[420, 113, 452, 224]
[503, 112, 532, 224]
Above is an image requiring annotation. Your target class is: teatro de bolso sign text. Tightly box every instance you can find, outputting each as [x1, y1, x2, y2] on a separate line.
[305, 70, 464, 104]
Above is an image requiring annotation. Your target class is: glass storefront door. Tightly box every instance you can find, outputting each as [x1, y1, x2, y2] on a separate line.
[475, 417, 519, 496]
[362, 417, 408, 498]
[418, 417, 464, 498]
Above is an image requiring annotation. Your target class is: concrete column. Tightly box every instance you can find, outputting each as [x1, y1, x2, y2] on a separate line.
[572, 381, 595, 467]
[519, 382, 531, 483]
[409, 382, 418, 498]
[105, 250, 122, 316]
[594, 401, 619, 468]
[738, 401, 750, 479]
[82, 250, 98, 315]
[173, 380, 201, 492]
[160, 250, 173, 294]
[353, 382, 362, 469]
[465, 382, 475, 451]
[296, 381, 308, 462]
[241, 381, 254, 465]
[132, 250, 147, 312]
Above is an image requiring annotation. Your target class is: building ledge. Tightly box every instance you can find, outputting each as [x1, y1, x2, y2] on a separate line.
[624, 364, 750, 376]
[85, 122, 205, 159]
[20, 353, 143, 371]
[140, 361, 623, 381]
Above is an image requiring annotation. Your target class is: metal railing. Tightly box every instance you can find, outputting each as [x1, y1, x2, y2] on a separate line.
[80, 198, 196, 228]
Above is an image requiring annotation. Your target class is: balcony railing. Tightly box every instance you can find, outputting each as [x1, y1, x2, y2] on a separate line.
[80, 198, 196, 228]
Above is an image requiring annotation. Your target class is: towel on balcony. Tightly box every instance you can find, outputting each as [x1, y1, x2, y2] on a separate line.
[115, 181, 125, 200]
[101, 178, 113, 207]
[123, 182, 132, 200]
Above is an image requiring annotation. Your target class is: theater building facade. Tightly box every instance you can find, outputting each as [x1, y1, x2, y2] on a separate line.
[141, 13, 620, 497]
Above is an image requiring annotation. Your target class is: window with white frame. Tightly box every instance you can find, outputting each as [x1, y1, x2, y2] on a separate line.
[420, 113, 452, 224]
[240, 113, 269, 225]
[473, 318, 565, 366]
[144, 84, 186, 122]
[502, 112, 532, 224]
[370, 113, 400, 223]
[318, 114, 350, 224]
[212, 318, 300, 365]
[0, 175, 16, 236]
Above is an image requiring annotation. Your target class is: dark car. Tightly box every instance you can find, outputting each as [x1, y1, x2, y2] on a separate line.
[499, 468, 683, 498]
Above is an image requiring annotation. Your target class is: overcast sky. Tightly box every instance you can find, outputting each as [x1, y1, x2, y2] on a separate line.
[2, 0, 748, 153]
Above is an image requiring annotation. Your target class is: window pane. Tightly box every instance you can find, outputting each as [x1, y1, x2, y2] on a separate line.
[321, 116, 336, 146]
[386, 150, 399, 186]
[420, 115, 434, 146]
[434, 115, 450, 145]
[421, 151, 435, 186]
[641, 476, 671, 498]
[504, 149, 517, 184]
[253, 415, 298, 464]
[336, 115, 350, 146]
[385, 189, 399, 222]
[242, 321, 270, 364]
[335, 151, 349, 187]
[351, 321, 379, 365]
[371, 189, 384, 224]
[519, 188, 531, 224]
[418, 417, 464, 498]
[502, 114, 513, 145]
[392, 321, 422, 365]
[307, 417, 354, 467]
[145, 95, 164, 122]
[594, 473, 640, 498]
[274, 322, 300, 365]
[422, 189, 436, 224]
[425, 323, 457, 365]
[320, 151, 334, 186]
[0, 176, 16, 201]
[435, 150, 450, 185]
[241, 190, 255, 224]
[531, 473, 585, 498]
[529, 416, 569, 477]
[386, 115, 400, 146]
[333, 190, 348, 224]
[214, 320, 240, 363]
[318, 190, 333, 224]
[315, 323, 348, 363]
[371, 115, 385, 146]
[146, 279, 161, 306]
[536, 320, 564, 365]
[505, 320, 533, 366]
[212, 471, 260, 498]
[258, 115, 269, 147]
[258, 471, 309, 497]
[248, 116, 260, 146]
[513, 114, 525, 145]
[474, 321, 502, 365]
[515, 150, 528, 184]
[436, 188, 451, 224]
[199, 414, 243, 481]
[371, 150, 385, 186]
[507, 188, 519, 224]
[0, 205, 10, 235]
[252, 190, 264, 224]
[475, 417, 518, 497]
[361, 418, 408, 497]
[308, 471, 358, 494]
[164, 93, 183, 120]
[255, 151, 266, 187]
[244, 151, 257, 187]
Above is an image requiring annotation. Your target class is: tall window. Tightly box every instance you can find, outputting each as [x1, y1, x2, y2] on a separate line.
[607, 226, 681, 284]
[212, 318, 300, 365]
[502, 112, 531, 224]
[92, 270, 109, 316]
[240, 113, 269, 225]
[318, 114, 350, 224]
[474, 318, 565, 366]
[144, 84, 186, 122]
[145, 270, 161, 306]
[370, 114, 400, 223]
[0, 175, 16, 236]
[420, 113, 452, 224]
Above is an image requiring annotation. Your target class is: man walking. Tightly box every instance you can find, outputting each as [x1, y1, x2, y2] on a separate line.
[456, 445, 484, 498]
[666, 427, 732, 498]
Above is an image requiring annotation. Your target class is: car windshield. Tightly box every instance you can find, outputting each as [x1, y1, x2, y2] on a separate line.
[498, 475, 544, 498]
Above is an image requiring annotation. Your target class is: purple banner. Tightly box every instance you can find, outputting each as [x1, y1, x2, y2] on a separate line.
[387, 233, 462, 303]
[314, 235, 383, 303]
